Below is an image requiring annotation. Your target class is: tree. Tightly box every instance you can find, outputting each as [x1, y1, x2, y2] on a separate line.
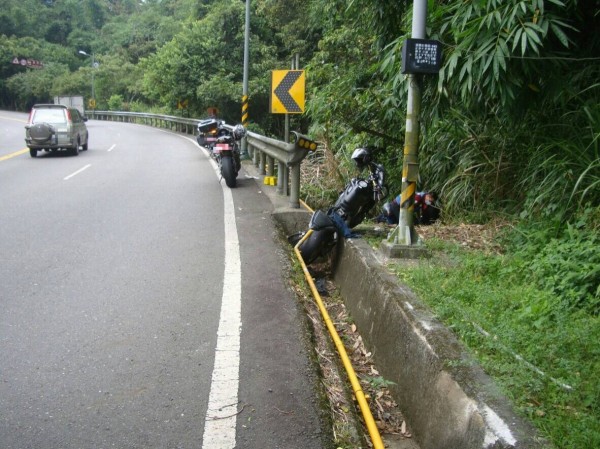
[6, 62, 70, 109]
[140, 0, 278, 122]
[423, 0, 600, 216]
[0, 0, 48, 39]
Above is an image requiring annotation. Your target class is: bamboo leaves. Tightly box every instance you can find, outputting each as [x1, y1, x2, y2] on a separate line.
[428, 0, 573, 110]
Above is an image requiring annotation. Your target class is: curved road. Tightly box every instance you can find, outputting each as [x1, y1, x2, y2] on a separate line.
[0, 112, 326, 449]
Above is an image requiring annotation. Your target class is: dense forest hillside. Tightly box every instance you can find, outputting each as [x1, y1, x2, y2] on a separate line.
[1, 0, 597, 297]
[1, 1, 598, 447]
[1, 0, 598, 256]
[1, 0, 597, 219]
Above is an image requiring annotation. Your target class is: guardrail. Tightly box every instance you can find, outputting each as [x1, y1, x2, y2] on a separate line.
[89, 110, 316, 208]
[89, 110, 199, 135]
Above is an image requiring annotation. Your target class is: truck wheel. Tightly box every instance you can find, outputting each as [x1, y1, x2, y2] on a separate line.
[29, 148, 37, 158]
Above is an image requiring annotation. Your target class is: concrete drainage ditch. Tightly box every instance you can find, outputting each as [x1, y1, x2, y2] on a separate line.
[272, 204, 547, 449]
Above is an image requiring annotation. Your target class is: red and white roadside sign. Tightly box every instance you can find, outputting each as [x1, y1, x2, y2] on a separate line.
[11, 57, 44, 69]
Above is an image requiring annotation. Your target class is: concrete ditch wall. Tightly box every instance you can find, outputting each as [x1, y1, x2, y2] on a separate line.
[273, 207, 547, 449]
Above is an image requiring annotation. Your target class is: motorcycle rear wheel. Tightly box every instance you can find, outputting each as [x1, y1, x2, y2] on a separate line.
[221, 156, 237, 188]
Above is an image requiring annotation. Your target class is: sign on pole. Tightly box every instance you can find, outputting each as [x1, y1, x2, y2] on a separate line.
[401, 39, 442, 74]
[270, 70, 305, 114]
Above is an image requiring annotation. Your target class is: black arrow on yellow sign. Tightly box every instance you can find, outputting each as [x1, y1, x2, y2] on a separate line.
[271, 70, 305, 114]
[274, 71, 302, 112]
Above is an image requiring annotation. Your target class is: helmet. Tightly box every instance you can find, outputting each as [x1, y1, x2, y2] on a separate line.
[351, 147, 371, 169]
[233, 124, 246, 140]
[382, 200, 400, 223]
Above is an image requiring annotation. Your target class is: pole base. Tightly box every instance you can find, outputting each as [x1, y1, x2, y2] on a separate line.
[379, 240, 429, 259]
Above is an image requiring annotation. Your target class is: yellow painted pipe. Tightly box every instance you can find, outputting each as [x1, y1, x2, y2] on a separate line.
[299, 199, 313, 213]
[294, 231, 385, 449]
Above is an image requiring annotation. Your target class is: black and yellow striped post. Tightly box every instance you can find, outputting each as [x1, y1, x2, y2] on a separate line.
[241, 94, 249, 127]
[240, 94, 250, 159]
[398, 140, 419, 243]
[391, 75, 421, 246]
[241, 0, 250, 159]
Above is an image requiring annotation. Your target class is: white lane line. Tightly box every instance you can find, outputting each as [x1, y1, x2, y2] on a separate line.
[64, 164, 91, 180]
[107, 144, 116, 152]
[197, 135, 242, 449]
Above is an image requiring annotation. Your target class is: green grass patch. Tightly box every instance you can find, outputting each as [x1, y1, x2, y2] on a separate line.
[390, 234, 599, 449]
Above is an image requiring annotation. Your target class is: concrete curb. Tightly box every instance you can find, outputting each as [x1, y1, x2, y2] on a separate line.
[332, 238, 545, 449]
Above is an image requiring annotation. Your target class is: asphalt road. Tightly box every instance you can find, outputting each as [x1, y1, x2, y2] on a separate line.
[0, 112, 326, 449]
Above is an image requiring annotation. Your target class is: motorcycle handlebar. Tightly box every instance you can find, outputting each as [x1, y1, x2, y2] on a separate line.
[369, 163, 385, 186]
[377, 166, 385, 186]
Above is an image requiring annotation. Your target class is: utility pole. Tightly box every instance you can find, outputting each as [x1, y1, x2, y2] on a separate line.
[241, 0, 250, 158]
[78, 50, 96, 116]
[393, 0, 427, 246]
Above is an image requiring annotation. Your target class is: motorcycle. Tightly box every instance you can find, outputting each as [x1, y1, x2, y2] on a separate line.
[196, 118, 221, 152]
[197, 119, 246, 188]
[291, 146, 387, 264]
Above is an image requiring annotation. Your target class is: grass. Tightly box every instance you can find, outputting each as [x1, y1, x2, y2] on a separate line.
[389, 235, 599, 449]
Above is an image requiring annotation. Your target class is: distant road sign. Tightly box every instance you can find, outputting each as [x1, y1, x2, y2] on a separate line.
[270, 70, 305, 114]
[11, 57, 44, 69]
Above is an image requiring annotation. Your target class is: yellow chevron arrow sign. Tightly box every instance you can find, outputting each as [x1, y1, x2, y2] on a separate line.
[270, 70, 305, 114]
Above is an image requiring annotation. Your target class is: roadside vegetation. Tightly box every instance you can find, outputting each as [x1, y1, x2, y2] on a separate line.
[1, 1, 599, 448]
[388, 217, 599, 449]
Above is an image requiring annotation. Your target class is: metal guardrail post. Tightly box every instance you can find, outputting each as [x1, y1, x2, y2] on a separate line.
[267, 156, 275, 176]
[282, 167, 289, 197]
[289, 164, 301, 208]
[259, 152, 267, 175]
[276, 161, 285, 195]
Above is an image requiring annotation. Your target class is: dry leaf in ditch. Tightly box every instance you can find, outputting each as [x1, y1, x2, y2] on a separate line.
[401, 420, 412, 437]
